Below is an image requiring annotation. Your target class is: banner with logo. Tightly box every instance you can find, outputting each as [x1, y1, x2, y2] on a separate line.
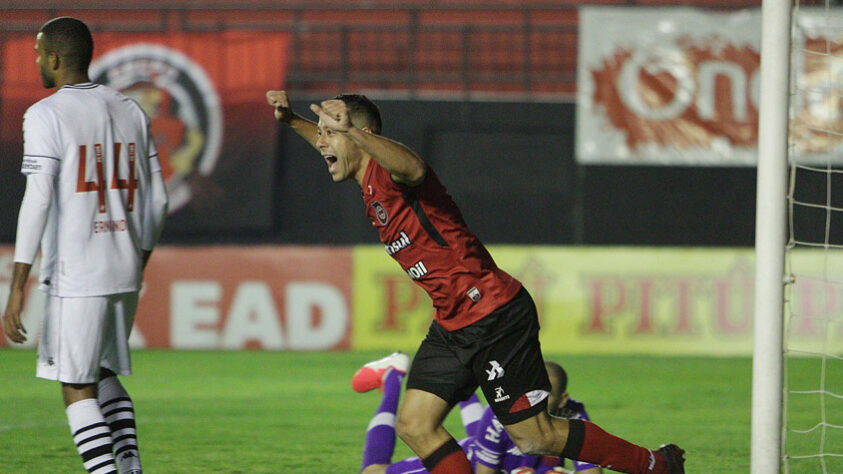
[0, 31, 290, 235]
[0, 246, 353, 350]
[577, 7, 843, 166]
[353, 245, 842, 356]
[4, 245, 839, 354]
[790, 9, 843, 164]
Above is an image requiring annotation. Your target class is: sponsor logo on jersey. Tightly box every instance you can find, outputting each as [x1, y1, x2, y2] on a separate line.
[385, 231, 411, 255]
[467, 286, 482, 302]
[474, 446, 500, 465]
[406, 260, 428, 280]
[89, 44, 223, 213]
[486, 360, 505, 380]
[21, 159, 41, 172]
[371, 200, 389, 225]
[494, 386, 510, 403]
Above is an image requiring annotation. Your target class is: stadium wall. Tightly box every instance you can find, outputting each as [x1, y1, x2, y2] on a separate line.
[0, 6, 771, 248]
[2, 245, 836, 355]
[0, 94, 759, 247]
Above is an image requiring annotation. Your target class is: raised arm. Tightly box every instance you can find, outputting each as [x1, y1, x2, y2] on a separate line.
[266, 90, 319, 150]
[310, 99, 426, 186]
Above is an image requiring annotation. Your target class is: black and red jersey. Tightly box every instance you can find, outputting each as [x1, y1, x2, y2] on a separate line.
[362, 159, 522, 331]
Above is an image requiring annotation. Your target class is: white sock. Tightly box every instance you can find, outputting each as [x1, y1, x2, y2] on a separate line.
[98, 376, 142, 473]
[66, 398, 118, 474]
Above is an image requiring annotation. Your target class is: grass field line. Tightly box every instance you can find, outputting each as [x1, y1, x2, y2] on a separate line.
[0, 421, 59, 432]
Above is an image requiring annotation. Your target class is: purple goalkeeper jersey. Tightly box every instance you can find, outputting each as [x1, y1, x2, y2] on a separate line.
[466, 399, 600, 473]
[385, 399, 599, 474]
[465, 406, 550, 472]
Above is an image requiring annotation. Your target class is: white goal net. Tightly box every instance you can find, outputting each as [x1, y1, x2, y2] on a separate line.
[785, 2, 843, 472]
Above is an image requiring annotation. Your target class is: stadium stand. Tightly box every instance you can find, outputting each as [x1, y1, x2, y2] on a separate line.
[2, 0, 826, 97]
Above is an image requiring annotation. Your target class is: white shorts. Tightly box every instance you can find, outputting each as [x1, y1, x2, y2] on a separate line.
[37, 292, 139, 384]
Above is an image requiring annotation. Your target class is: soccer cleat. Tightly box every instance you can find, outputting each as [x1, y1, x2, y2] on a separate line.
[655, 444, 685, 474]
[351, 351, 410, 393]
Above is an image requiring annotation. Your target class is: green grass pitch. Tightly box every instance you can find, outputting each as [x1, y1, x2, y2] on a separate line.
[0, 349, 833, 473]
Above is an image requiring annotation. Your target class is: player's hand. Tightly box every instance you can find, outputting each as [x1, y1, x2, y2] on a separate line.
[2, 288, 27, 343]
[266, 90, 294, 123]
[310, 99, 352, 133]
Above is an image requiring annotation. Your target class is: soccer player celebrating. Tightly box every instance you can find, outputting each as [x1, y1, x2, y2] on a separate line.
[2, 17, 168, 474]
[266, 91, 684, 473]
[354, 352, 602, 474]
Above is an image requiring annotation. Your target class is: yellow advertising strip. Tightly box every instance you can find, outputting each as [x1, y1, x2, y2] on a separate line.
[353, 246, 843, 356]
[2, 244, 838, 355]
[353, 246, 438, 352]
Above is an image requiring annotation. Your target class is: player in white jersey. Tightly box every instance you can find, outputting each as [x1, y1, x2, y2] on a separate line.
[1, 17, 168, 474]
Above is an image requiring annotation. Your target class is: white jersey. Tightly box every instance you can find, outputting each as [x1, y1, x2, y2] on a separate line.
[20, 83, 164, 297]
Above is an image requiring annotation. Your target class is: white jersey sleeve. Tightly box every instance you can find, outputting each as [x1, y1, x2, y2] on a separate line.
[22, 104, 62, 177]
[142, 119, 168, 251]
[13, 173, 54, 265]
[17, 104, 61, 281]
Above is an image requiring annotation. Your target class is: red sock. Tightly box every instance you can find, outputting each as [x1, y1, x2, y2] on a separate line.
[422, 437, 472, 474]
[562, 419, 668, 474]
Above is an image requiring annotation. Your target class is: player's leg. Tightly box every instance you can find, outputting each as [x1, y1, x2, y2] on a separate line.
[398, 327, 476, 474]
[476, 288, 685, 474]
[38, 295, 118, 474]
[98, 369, 141, 473]
[352, 351, 410, 394]
[98, 292, 142, 474]
[396, 389, 468, 473]
[65, 387, 118, 474]
[353, 352, 410, 473]
[504, 411, 685, 474]
[457, 393, 483, 439]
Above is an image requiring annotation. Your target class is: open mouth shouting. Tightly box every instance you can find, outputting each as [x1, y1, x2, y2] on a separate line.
[324, 154, 338, 173]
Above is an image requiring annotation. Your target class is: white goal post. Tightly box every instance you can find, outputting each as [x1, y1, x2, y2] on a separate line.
[752, 0, 792, 473]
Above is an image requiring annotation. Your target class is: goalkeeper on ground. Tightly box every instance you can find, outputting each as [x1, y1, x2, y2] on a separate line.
[352, 352, 602, 474]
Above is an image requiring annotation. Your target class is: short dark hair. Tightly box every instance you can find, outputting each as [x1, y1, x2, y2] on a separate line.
[333, 93, 382, 134]
[545, 361, 568, 394]
[39, 17, 94, 72]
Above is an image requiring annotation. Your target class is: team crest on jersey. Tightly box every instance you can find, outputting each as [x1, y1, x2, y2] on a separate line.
[89, 44, 223, 213]
[371, 200, 389, 225]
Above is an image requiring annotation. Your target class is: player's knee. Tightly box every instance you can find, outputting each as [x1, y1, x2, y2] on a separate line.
[395, 413, 431, 445]
[510, 434, 544, 456]
[508, 427, 556, 456]
[394, 415, 418, 442]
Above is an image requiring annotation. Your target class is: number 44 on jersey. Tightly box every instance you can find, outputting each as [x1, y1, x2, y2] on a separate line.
[76, 142, 138, 213]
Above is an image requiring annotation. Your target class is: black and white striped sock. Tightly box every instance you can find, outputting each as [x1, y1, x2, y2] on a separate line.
[98, 376, 142, 474]
[66, 398, 118, 474]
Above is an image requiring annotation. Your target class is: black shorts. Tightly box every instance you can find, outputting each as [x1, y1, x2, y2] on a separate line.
[405, 287, 550, 425]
